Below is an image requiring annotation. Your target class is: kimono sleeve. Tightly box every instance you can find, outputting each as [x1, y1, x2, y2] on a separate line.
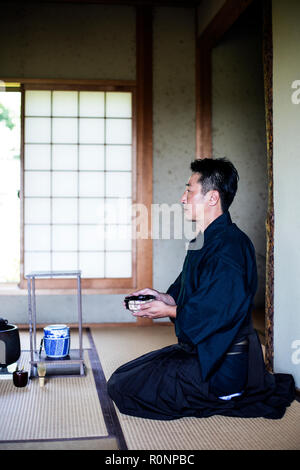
[176, 256, 255, 381]
[166, 271, 182, 324]
[166, 271, 182, 304]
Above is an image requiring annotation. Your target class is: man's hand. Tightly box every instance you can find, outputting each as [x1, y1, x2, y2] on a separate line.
[132, 300, 177, 320]
[125, 287, 176, 306]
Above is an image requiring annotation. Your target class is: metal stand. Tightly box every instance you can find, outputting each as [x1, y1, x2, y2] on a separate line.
[26, 270, 85, 378]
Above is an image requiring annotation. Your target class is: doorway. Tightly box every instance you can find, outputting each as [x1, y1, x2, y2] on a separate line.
[196, 0, 274, 367]
[211, 0, 267, 342]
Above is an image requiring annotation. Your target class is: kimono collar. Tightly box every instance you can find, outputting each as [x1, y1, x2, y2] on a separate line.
[188, 211, 232, 250]
[203, 210, 232, 244]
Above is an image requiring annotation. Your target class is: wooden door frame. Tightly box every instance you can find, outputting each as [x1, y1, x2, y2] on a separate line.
[135, 5, 154, 326]
[195, 0, 274, 370]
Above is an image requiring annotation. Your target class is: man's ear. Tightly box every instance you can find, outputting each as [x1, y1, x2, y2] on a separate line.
[208, 190, 220, 206]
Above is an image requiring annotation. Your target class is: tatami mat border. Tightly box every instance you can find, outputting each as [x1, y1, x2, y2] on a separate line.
[86, 328, 127, 450]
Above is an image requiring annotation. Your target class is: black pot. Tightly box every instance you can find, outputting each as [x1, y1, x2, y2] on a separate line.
[0, 318, 21, 367]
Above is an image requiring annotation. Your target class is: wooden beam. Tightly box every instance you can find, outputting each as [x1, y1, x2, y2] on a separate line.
[262, 0, 274, 373]
[197, 0, 254, 47]
[0, 78, 136, 88]
[135, 6, 153, 326]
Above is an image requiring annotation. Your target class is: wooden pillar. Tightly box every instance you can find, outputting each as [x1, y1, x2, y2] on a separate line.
[262, 0, 274, 372]
[136, 6, 153, 326]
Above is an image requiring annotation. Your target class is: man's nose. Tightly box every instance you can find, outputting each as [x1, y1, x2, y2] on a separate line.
[180, 191, 187, 205]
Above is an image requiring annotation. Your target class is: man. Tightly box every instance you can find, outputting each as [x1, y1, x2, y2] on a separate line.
[107, 158, 295, 420]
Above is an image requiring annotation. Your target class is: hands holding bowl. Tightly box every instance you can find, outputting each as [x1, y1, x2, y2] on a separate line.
[124, 288, 177, 320]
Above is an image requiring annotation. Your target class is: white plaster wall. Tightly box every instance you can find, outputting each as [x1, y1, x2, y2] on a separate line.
[272, 0, 300, 388]
[0, 3, 196, 324]
[0, 3, 136, 80]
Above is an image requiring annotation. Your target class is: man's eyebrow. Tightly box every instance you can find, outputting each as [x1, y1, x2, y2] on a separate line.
[185, 183, 190, 187]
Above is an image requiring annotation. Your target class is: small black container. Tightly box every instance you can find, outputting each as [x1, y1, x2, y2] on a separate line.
[124, 294, 156, 311]
[0, 318, 21, 368]
[13, 369, 28, 388]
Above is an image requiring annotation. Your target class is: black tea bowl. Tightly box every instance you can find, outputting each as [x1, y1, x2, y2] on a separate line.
[124, 294, 156, 312]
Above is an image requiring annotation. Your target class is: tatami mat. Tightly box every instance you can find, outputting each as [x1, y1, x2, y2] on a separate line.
[0, 350, 108, 444]
[91, 325, 300, 450]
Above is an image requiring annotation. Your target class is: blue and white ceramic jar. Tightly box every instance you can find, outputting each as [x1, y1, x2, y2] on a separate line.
[43, 324, 70, 358]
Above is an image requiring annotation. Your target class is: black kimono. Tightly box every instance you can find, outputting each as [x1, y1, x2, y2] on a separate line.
[107, 211, 295, 420]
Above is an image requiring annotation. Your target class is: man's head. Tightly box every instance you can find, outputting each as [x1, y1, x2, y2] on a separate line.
[181, 157, 239, 231]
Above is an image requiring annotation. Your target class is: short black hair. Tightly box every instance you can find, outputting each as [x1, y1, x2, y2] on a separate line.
[190, 157, 239, 212]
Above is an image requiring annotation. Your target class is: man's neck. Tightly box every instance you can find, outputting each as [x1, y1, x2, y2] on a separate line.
[196, 209, 224, 235]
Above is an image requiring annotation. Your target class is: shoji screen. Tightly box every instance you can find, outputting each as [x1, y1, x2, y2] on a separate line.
[23, 89, 133, 279]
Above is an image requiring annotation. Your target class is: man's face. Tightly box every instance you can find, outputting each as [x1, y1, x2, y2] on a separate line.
[180, 173, 206, 223]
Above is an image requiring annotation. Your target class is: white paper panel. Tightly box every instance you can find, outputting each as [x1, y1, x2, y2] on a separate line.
[25, 198, 51, 224]
[79, 251, 104, 278]
[79, 92, 105, 117]
[79, 145, 104, 171]
[105, 172, 131, 198]
[25, 144, 51, 170]
[79, 198, 105, 224]
[52, 252, 78, 271]
[106, 92, 132, 118]
[79, 172, 104, 197]
[52, 198, 78, 224]
[52, 118, 78, 144]
[105, 198, 132, 224]
[106, 145, 131, 171]
[52, 225, 78, 251]
[105, 225, 132, 251]
[25, 91, 51, 116]
[25, 117, 51, 143]
[106, 119, 131, 145]
[24, 252, 51, 275]
[25, 171, 51, 197]
[52, 171, 78, 197]
[52, 145, 78, 170]
[24, 225, 51, 251]
[105, 251, 132, 278]
[79, 118, 104, 144]
[79, 225, 105, 251]
[52, 91, 78, 117]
